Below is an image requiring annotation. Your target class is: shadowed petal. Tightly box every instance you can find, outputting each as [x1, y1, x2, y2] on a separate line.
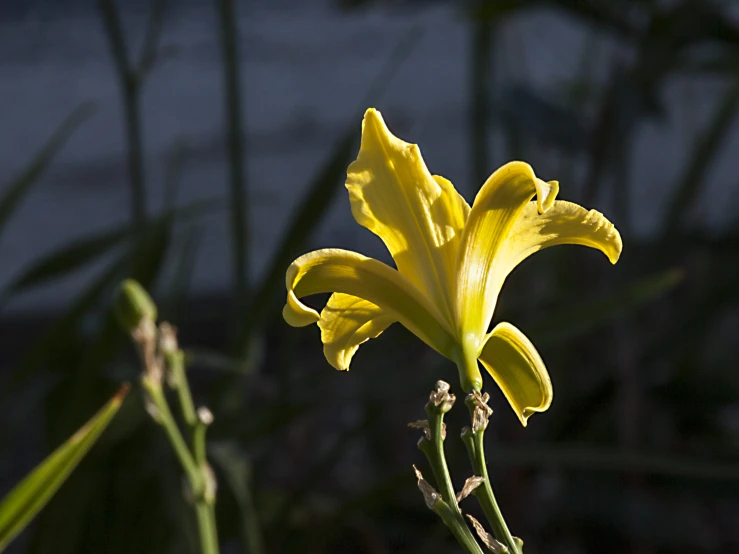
[318, 294, 395, 371]
[478, 322, 552, 427]
[284, 248, 456, 359]
[346, 108, 469, 325]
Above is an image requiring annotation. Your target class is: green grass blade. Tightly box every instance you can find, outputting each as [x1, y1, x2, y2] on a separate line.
[0, 102, 96, 237]
[0, 385, 129, 551]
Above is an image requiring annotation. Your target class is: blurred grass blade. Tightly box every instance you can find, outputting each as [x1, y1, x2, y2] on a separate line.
[160, 224, 203, 322]
[247, 128, 358, 330]
[0, 102, 96, 237]
[209, 443, 265, 554]
[486, 443, 739, 483]
[532, 269, 683, 346]
[3, 226, 128, 295]
[662, 76, 739, 234]
[215, 0, 250, 331]
[2, 197, 223, 298]
[246, 29, 423, 335]
[0, 385, 129, 551]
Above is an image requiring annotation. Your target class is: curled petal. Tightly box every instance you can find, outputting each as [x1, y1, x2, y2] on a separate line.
[478, 322, 552, 426]
[505, 200, 622, 270]
[283, 248, 456, 359]
[456, 161, 558, 346]
[318, 293, 395, 371]
[346, 109, 469, 324]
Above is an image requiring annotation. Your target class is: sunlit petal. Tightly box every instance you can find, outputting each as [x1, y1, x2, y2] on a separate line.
[318, 293, 395, 371]
[478, 322, 552, 427]
[284, 248, 456, 359]
[504, 200, 622, 271]
[346, 108, 469, 324]
[456, 161, 558, 343]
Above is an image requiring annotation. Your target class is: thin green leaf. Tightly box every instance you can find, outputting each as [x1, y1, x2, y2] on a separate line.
[0, 385, 129, 551]
[531, 269, 683, 346]
[0, 102, 96, 237]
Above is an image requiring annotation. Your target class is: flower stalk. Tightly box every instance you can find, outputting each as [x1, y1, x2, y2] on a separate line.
[462, 392, 522, 554]
[412, 382, 484, 554]
[116, 281, 219, 554]
[412, 382, 525, 554]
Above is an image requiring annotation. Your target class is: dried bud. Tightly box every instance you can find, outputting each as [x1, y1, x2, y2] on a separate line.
[114, 279, 157, 332]
[428, 380, 456, 414]
[197, 406, 214, 425]
[466, 514, 508, 553]
[133, 323, 163, 386]
[408, 419, 431, 441]
[413, 465, 439, 510]
[158, 322, 179, 354]
[467, 390, 494, 433]
[456, 475, 484, 503]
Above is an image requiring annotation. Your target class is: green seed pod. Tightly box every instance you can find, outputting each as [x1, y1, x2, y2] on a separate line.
[114, 279, 157, 331]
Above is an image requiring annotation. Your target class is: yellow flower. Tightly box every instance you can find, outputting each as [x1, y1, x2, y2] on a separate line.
[283, 108, 622, 425]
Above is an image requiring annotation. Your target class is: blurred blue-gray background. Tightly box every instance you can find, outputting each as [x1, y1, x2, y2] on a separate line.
[1, 1, 739, 552]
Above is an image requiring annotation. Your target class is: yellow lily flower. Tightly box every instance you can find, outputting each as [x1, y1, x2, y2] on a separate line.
[284, 108, 622, 426]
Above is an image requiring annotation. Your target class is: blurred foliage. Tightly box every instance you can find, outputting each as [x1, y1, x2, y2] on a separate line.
[1, 0, 739, 553]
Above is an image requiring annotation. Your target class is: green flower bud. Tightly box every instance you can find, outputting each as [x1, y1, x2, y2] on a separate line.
[114, 279, 157, 331]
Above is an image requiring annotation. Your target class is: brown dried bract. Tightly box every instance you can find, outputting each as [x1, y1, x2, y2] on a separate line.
[408, 419, 431, 441]
[413, 465, 440, 510]
[466, 514, 508, 553]
[469, 390, 494, 433]
[429, 380, 456, 413]
[456, 475, 484, 503]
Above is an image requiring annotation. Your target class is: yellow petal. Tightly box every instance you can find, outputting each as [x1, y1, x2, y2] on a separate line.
[318, 294, 395, 371]
[283, 248, 456, 359]
[346, 108, 469, 325]
[478, 322, 552, 426]
[504, 200, 622, 270]
[456, 161, 557, 343]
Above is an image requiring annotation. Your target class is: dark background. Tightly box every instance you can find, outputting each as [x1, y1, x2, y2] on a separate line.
[1, 0, 739, 553]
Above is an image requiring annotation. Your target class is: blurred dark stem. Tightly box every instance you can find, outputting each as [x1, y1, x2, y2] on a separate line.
[97, 0, 163, 229]
[469, 19, 492, 191]
[662, 76, 739, 236]
[215, 0, 250, 340]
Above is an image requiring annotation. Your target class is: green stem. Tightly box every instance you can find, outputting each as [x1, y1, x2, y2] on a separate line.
[433, 499, 486, 554]
[195, 502, 220, 554]
[469, 430, 520, 554]
[144, 382, 219, 554]
[145, 383, 201, 488]
[166, 350, 198, 427]
[418, 402, 484, 554]
[421, 412, 457, 507]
